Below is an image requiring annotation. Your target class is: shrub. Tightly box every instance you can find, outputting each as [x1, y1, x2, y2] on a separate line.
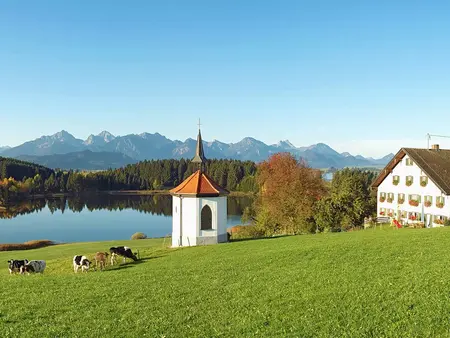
[444, 219, 450, 227]
[0, 240, 55, 251]
[131, 232, 147, 240]
[228, 225, 265, 240]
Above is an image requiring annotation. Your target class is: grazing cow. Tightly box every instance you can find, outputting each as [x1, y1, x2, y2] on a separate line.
[73, 255, 91, 273]
[94, 252, 109, 271]
[22, 260, 46, 274]
[109, 246, 138, 265]
[7, 259, 29, 274]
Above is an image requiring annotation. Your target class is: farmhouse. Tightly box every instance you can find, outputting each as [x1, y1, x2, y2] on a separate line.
[372, 144, 450, 227]
[170, 126, 229, 247]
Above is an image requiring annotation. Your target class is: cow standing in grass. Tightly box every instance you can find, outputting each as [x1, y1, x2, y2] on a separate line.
[110, 246, 138, 265]
[21, 260, 46, 274]
[73, 256, 91, 273]
[94, 252, 109, 271]
[7, 259, 28, 274]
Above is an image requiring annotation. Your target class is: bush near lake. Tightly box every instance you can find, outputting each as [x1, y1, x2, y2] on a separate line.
[0, 240, 55, 251]
[131, 232, 147, 240]
[2, 230, 450, 336]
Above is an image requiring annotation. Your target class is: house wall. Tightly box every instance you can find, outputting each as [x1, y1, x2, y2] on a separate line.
[377, 155, 450, 227]
[172, 195, 228, 247]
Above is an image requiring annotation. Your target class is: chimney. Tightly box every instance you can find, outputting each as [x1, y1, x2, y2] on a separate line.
[432, 144, 440, 150]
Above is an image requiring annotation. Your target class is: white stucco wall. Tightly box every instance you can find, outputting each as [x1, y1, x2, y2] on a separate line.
[377, 155, 450, 227]
[172, 195, 228, 247]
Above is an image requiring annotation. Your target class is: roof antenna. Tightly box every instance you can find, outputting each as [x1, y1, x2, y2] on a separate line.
[426, 133, 450, 149]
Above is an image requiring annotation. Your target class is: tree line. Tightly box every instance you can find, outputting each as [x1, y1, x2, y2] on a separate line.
[0, 157, 258, 204]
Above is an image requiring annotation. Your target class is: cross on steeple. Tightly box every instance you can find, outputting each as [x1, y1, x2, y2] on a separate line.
[198, 118, 202, 130]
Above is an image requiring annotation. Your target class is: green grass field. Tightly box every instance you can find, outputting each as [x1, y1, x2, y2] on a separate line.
[1, 228, 450, 337]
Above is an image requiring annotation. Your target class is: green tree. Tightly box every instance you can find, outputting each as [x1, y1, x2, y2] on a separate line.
[314, 168, 377, 231]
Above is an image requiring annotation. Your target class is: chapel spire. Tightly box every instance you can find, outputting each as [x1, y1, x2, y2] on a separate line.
[191, 119, 207, 172]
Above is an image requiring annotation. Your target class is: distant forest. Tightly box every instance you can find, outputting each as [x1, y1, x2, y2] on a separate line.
[0, 157, 258, 203]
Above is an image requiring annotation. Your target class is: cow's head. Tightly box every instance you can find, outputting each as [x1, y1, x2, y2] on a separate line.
[7, 260, 13, 269]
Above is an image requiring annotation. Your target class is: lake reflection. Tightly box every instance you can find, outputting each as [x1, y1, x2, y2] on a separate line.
[0, 194, 253, 244]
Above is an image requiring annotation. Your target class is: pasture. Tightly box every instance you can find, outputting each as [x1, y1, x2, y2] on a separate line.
[1, 228, 450, 337]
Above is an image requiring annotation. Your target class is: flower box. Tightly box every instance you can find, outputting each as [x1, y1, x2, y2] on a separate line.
[409, 200, 419, 207]
[388, 212, 394, 217]
[398, 198, 405, 205]
[379, 196, 386, 202]
[393, 180, 400, 186]
[420, 181, 427, 187]
[406, 180, 413, 187]
[436, 202, 445, 209]
[379, 211, 385, 216]
[424, 201, 432, 208]
[387, 197, 393, 203]
[409, 215, 417, 221]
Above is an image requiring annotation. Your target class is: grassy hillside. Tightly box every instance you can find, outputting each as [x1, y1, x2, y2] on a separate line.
[1, 229, 450, 337]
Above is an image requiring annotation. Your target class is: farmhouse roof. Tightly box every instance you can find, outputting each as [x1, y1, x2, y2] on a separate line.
[170, 170, 230, 197]
[372, 148, 450, 195]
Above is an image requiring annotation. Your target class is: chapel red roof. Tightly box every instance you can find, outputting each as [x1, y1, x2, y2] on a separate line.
[170, 170, 230, 196]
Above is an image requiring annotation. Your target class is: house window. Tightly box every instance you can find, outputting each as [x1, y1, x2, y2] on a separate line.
[420, 176, 428, 187]
[201, 205, 213, 230]
[379, 192, 386, 202]
[408, 212, 421, 221]
[409, 194, 420, 207]
[406, 158, 414, 166]
[424, 196, 432, 207]
[393, 175, 400, 185]
[398, 193, 405, 204]
[433, 215, 448, 225]
[387, 193, 394, 203]
[436, 196, 445, 209]
[406, 176, 413, 186]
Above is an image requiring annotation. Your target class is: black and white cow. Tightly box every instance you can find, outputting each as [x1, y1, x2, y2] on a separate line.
[7, 259, 28, 274]
[109, 246, 138, 265]
[73, 255, 91, 273]
[22, 260, 46, 274]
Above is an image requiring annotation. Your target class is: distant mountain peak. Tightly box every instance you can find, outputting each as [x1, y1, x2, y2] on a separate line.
[97, 131, 115, 142]
[53, 130, 75, 139]
[276, 140, 296, 149]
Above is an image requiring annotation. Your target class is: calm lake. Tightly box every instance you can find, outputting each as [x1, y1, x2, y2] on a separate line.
[0, 194, 253, 244]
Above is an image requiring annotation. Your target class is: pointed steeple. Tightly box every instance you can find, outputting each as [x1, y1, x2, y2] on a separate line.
[191, 120, 207, 171]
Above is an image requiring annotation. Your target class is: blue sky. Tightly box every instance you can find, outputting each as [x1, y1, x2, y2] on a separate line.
[1, 0, 450, 157]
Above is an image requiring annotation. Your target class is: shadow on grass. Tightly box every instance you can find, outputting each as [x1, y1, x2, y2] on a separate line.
[95, 255, 166, 272]
[229, 234, 292, 243]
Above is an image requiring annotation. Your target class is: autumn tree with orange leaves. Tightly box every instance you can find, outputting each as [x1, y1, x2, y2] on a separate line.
[253, 153, 326, 235]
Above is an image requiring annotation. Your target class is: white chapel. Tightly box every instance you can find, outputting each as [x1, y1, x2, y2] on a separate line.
[170, 127, 229, 247]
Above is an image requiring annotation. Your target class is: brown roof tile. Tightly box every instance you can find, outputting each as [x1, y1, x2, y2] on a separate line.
[170, 170, 230, 196]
